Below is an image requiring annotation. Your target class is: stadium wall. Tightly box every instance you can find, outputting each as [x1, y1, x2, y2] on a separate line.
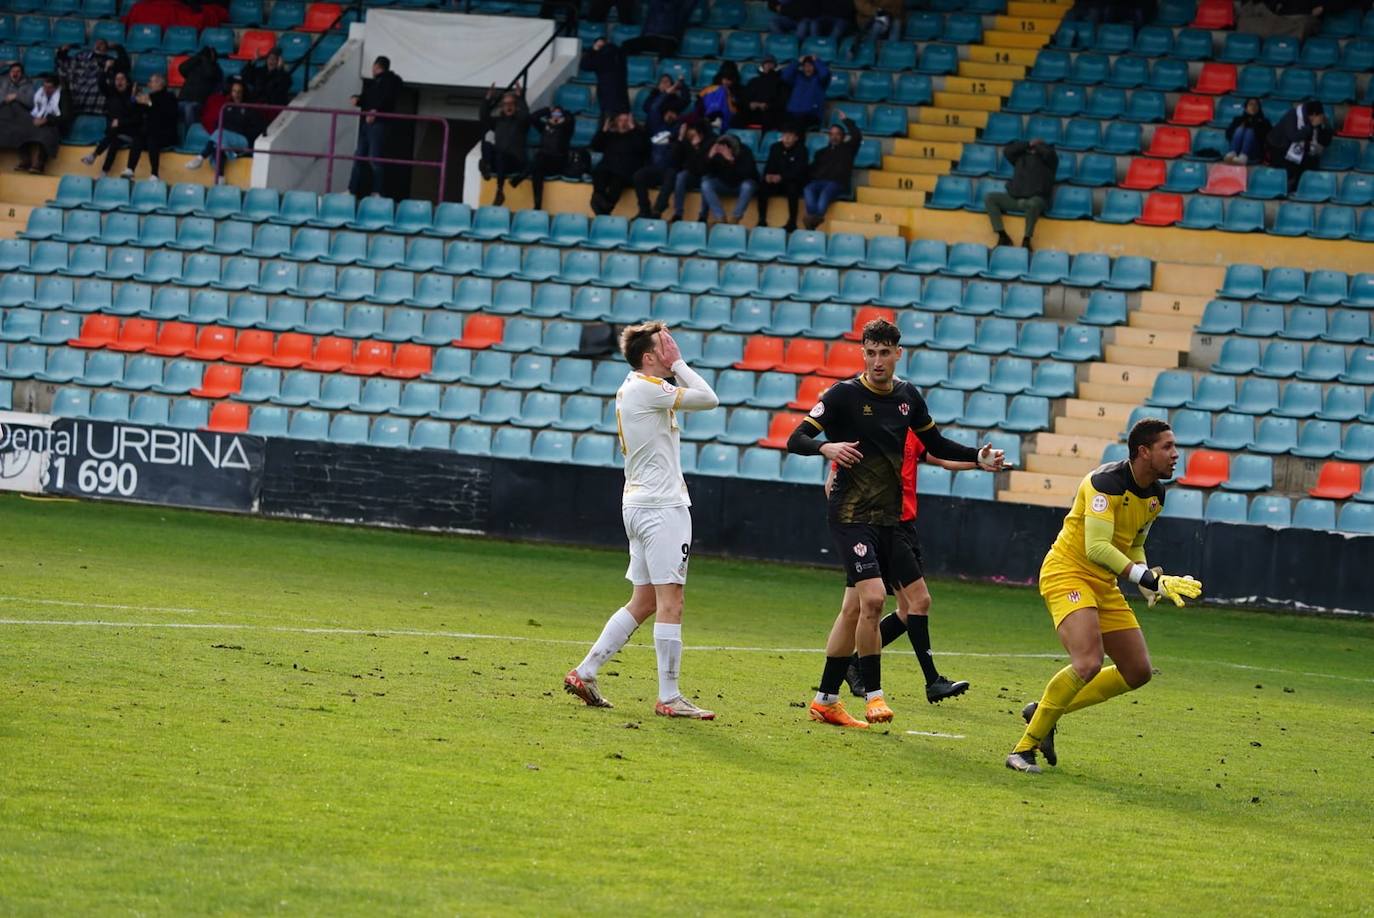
[2, 413, 1367, 615]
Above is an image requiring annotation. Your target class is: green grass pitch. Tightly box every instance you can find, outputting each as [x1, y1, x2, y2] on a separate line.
[1, 493, 1371, 915]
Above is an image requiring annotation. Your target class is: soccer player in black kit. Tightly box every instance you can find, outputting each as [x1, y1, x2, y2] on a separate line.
[787, 319, 1007, 728]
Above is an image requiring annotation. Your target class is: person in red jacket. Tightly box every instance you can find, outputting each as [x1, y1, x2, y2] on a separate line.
[827, 428, 979, 703]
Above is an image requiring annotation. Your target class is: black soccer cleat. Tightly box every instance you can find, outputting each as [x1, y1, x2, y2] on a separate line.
[926, 674, 970, 704]
[844, 653, 867, 698]
[1005, 750, 1041, 774]
[1022, 701, 1057, 767]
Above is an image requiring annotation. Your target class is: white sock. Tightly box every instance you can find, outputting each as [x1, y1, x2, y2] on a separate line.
[865, 689, 885, 701]
[815, 692, 840, 704]
[653, 622, 683, 702]
[576, 607, 638, 680]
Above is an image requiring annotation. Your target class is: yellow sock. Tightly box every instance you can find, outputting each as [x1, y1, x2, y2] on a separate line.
[1064, 666, 1133, 713]
[1012, 665, 1086, 753]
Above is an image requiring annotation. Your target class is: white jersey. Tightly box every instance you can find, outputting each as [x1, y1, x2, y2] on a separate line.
[616, 360, 718, 509]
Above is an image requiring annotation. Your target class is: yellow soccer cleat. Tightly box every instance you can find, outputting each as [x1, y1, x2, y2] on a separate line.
[864, 695, 894, 724]
[808, 699, 869, 729]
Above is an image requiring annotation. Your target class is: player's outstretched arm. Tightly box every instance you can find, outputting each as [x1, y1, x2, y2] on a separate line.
[912, 423, 980, 465]
[786, 418, 861, 466]
[1085, 517, 1204, 607]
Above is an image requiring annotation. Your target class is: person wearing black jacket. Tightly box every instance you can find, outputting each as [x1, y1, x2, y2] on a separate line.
[243, 47, 292, 109]
[590, 111, 649, 215]
[126, 73, 178, 179]
[699, 132, 759, 224]
[1266, 99, 1333, 192]
[1224, 97, 1270, 165]
[348, 55, 403, 197]
[757, 125, 809, 231]
[633, 80, 690, 218]
[742, 55, 788, 129]
[177, 46, 222, 130]
[622, 0, 699, 55]
[985, 138, 1058, 249]
[81, 69, 140, 176]
[581, 38, 629, 117]
[187, 78, 259, 173]
[666, 120, 712, 222]
[529, 105, 575, 210]
[802, 111, 861, 229]
[479, 84, 530, 207]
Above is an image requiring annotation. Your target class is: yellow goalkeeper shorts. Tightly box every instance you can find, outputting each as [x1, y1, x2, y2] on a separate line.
[1039, 563, 1140, 634]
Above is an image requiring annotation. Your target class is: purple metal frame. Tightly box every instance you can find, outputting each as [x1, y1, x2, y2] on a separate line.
[213, 103, 452, 198]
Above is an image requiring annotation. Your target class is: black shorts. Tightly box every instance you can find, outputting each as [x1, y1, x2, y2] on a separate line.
[885, 519, 925, 593]
[829, 521, 899, 587]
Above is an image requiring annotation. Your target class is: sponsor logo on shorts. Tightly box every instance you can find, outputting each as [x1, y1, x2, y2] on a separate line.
[855, 561, 879, 575]
[1091, 494, 1108, 513]
[1067, 590, 1082, 604]
[853, 542, 867, 557]
[809, 402, 825, 418]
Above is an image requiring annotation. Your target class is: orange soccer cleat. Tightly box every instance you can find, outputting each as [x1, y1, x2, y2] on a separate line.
[563, 668, 613, 708]
[864, 695, 894, 724]
[808, 699, 869, 729]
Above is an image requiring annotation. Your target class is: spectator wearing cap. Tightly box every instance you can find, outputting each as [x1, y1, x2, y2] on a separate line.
[742, 54, 788, 130]
[529, 104, 575, 210]
[781, 54, 830, 133]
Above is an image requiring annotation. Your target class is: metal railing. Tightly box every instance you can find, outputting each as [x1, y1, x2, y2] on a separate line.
[212, 102, 452, 198]
[285, 1, 359, 91]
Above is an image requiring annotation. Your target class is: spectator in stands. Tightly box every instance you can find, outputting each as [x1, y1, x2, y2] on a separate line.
[1237, 0, 1322, 39]
[243, 47, 292, 110]
[1224, 97, 1271, 165]
[757, 124, 809, 231]
[590, 111, 649, 215]
[81, 69, 141, 177]
[802, 110, 860, 229]
[347, 56, 403, 197]
[852, 0, 902, 48]
[742, 55, 788, 130]
[700, 132, 759, 225]
[665, 120, 713, 222]
[12, 73, 67, 174]
[57, 40, 123, 116]
[1267, 99, 1333, 191]
[186, 78, 258, 173]
[528, 105, 575, 210]
[694, 62, 740, 132]
[769, 0, 818, 35]
[478, 83, 530, 208]
[622, 0, 699, 55]
[781, 55, 830, 133]
[124, 72, 178, 180]
[985, 138, 1057, 250]
[0, 62, 38, 155]
[177, 47, 223, 132]
[634, 85, 688, 218]
[581, 38, 629, 118]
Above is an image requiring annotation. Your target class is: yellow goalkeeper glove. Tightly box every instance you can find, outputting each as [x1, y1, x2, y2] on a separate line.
[1133, 566, 1203, 607]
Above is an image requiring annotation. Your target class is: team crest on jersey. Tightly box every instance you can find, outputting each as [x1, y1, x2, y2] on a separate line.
[1091, 494, 1108, 513]
[899, 403, 910, 415]
[853, 543, 868, 557]
[809, 402, 825, 418]
[1149, 497, 1160, 512]
[862, 405, 873, 415]
[660, 380, 675, 393]
[1067, 590, 1082, 604]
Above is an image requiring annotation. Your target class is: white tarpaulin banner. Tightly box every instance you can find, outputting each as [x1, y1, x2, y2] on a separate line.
[362, 11, 555, 88]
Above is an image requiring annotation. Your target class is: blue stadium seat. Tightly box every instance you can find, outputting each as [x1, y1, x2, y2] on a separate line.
[1097, 190, 1144, 224]
[1291, 497, 1337, 530]
[1073, 154, 1116, 187]
[1204, 492, 1248, 524]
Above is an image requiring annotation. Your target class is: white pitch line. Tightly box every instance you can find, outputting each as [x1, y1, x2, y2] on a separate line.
[0, 601, 1371, 686]
[905, 731, 966, 739]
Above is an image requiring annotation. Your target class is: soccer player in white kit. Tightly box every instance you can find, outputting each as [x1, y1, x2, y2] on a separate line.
[564, 321, 720, 719]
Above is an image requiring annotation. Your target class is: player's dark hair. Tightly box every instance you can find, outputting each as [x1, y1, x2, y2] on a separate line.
[1128, 417, 1172, 459]
[860, 318, 900, 347]
[620, 320, 666, 369]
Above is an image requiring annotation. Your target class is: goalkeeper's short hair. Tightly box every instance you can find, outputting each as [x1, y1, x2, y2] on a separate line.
[1128, 417, 1171, 460]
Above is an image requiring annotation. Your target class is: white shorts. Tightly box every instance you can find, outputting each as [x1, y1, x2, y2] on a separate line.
[622, 505, 693, 586]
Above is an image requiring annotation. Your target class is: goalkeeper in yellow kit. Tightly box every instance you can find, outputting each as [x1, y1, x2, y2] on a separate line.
[1006, 418, 1202, 774]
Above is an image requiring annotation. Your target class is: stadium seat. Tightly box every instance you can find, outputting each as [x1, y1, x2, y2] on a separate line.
[1178, 449, 1229, 488]
[1289, 497, 1338, 531]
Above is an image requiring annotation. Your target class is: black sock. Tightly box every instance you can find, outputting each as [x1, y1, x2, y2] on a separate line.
[906, 615, 941, 684]
[858, 654, 881, 694]
[819, 655, 851, 696]
[879, 612, 906, 647]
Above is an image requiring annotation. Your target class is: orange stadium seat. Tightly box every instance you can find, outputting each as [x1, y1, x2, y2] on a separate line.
[302, 335, 353, 371]
[226, 329, 275, 364]
[842, 306, 896, 340]
[191, 364, 244, 398]
[1309, 461, 1361, 499]
[345, 340, 393, 375]
[455, 315, 504, 349]
[776, 339, 826, 375]
[147, 321, 197, 357]
[232, 29, 277, 61]
[1122, 158, 1167, 190]
[70, 314, 120, 348]
[263, 332, 314, 368]
[1192, 64, 1237, 96]
[759, 412, 804, 449]
[1202, 164, 1247, 196]
[108, 317, 159, 352]
[187, 325, 236, 360]
[788, 374, 832, 410]
[1177, 449, 1229, 488]
[1136, 192, 1184, 226]
[734, 336, 786, 371]
[817, 342, 865, 378]
[383, 343, 433, 379]
[206, 401, 250, 433]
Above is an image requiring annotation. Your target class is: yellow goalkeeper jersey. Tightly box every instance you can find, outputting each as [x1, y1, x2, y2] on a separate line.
[1043, 460, 1167, 583]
